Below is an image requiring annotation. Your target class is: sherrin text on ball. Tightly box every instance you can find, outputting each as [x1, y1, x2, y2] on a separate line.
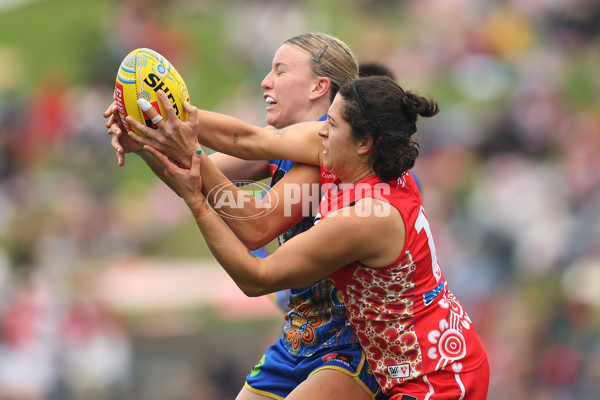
[114, 48, 190, 136]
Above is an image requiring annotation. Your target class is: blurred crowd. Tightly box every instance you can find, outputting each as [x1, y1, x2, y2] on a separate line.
[1, 0, 599, 399]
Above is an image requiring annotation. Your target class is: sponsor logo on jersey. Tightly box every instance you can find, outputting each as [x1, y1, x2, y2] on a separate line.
[322, 352, 355, 367]
[249, 354, 266, 378]
[423, 281, 444, 306]
[387, 363, 410, 379]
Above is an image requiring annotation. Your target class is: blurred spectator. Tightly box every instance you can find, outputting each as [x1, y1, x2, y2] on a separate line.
[61, 295, 132, 399]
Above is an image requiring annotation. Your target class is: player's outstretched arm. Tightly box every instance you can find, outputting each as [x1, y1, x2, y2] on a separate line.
[145, 147, 405, 297]
[133, 102, 320, 249]
[193, 109, 323, 166]
[126, 90, 323, 168]
[209, 153, 270, 181]
[201, 158, 321, 249]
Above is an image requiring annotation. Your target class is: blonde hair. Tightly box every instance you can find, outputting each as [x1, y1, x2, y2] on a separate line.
[285, 33, 359, 102]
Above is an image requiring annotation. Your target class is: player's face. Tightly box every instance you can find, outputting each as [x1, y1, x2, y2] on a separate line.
[318, 95, 362, 177]
[261, 43, 320, 129]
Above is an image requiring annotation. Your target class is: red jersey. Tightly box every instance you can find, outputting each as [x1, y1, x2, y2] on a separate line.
[316, 166, 488, 395]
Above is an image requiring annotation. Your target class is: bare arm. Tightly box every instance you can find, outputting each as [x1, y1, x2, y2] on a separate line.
[146, 148, 405, 297]
[125, 90, 324, 168]
[201, 157, 321, 249]
[105, 100, 271, 188]
[192, 109, 323, 165]
[209, 153, 270, 181]
[107, 99, 319, 251]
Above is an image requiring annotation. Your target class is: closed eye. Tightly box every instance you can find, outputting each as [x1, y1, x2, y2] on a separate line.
[327, 116, 336, 128]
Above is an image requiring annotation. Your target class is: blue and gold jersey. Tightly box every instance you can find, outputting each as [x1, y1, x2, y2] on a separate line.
[268, 156, 358, 357]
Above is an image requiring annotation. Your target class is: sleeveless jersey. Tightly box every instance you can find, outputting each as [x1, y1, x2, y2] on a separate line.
[267, 129, 358, 358]
[316, 166, 487, 394]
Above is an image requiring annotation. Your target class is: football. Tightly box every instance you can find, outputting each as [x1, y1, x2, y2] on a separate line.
[114, 48, 190, 136]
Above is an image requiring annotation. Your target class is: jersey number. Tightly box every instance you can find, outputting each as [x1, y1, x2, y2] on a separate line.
[415, 206, 442, 282]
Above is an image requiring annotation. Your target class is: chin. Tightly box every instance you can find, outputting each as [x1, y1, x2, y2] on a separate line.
[266, 115, 280, 128]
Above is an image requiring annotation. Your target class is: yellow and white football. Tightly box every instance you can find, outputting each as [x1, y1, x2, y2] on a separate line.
[114, 48, 190, 136]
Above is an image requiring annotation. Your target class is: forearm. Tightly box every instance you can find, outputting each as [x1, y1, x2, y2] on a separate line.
[190, 203, 348, 296]
[196, 110, 323, 166]
[188, 196, 270, 296]
[196, 110, 264, 160]
[122, 96, 320, 167]
[209, 153, 270, 181]
[139, 146, 328, 296]
[201, 155, 284, 248]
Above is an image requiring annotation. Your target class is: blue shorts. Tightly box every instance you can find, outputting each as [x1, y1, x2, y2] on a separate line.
[245, 338, 387, 399]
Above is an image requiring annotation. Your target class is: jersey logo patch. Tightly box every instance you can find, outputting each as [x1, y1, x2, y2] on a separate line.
[387, 363, 410, 379]
[322, 352, 355, 364]
[423, 281, 444, 306]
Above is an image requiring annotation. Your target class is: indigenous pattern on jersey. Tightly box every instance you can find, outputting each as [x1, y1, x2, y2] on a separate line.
[268, 158, 358, 357]
[316, 166, 488, 395]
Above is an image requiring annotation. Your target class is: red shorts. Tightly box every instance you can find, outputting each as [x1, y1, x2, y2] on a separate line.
[389, 358, 490, 400]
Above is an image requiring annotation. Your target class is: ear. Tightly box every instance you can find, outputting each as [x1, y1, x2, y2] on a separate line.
[309, 77, 331, 100]
[357, 137, 373, 155]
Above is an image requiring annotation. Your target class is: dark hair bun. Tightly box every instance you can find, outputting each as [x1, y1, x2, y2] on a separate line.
[339, 76, 439, 181]
[402, 91, 439, 120]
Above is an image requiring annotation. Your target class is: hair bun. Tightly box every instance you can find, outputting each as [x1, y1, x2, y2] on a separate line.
[402, 91, 439, 118]
[401, 92, 420, 120]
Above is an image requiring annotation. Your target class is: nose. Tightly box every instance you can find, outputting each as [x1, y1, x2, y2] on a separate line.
[318, 122, 328, 138]
[261, 70, 274, 90]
